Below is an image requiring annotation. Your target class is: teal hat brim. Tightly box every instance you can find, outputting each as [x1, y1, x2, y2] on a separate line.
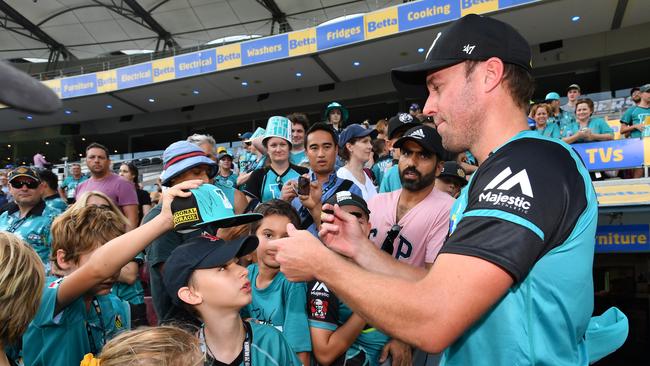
[193, 212, 263, 229]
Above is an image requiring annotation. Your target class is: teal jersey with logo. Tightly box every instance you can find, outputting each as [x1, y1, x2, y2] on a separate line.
[371, 156, 392, 187]
[112, 252, 145, 305]
[44, 196, 68, 214]
[621, 105, 650, 138]
[564, 117, 614, 143]
[308, 280, 389, 365]
[0, 201, 54, 265]
[243, 165, 309, 202]
[215, 172, 239, 189]
[201, 321, 302, 366]
[22, 276, 130, 366]
[440, 130, 609, 365]
[536, 122, 560, 139]
[379, 164, 401, 193]
[290, 150, 309, 166]
[61, 175, 88, 199]
[549, 109, 575, 133]
[241, 264, 312, 353]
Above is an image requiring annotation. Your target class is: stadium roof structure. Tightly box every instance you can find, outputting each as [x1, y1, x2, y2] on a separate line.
[0, 0, 402, 62]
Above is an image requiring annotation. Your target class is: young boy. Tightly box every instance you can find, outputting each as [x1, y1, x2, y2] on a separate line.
[243, 200, 312, 365]
[21, 180, 202, 366]
[163, 233, 302, 366]
[308, 191, 391, 366]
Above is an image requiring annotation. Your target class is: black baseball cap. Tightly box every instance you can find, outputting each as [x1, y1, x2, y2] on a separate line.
[391, 14, 532, 98]
[171, 184, 262, 233]
[324, 190, 370, 216]
[0, 61, 61, 114]
[387, 113, 421, 140]
[394, 125, 448, 159]
[163, 234, 259, 305]
[438, 161, 468, 187]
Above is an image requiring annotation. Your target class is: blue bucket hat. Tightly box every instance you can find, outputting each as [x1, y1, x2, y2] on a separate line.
[323, 102, 349, 123]
[339, 124, 378, 148]
[160, 141, 218, 187]
[171, 183, 262, 233]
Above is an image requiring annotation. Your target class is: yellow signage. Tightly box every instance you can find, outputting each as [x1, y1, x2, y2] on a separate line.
[288, 28, 317, 57]
[152, 58, 175, 82]
[41, 79, 62, 98]
[461, 0, 499, 16]
[596, 183, 650, 206]
[96, 70, 117, 93]
[364, 7, 399, 40]
[216, 44, 242, 70]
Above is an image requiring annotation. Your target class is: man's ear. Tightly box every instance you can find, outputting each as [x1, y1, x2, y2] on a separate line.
[482, 57, 505, 94]
[435, 160, 445, 176]
[178, 286, 203, 306]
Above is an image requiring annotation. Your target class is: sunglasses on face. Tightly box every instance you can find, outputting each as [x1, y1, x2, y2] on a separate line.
[10, 180, 40, 189]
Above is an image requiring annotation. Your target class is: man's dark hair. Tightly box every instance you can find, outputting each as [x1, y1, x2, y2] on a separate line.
[251, 199, 301, 233]
[465, 60, 534, 111]
[37, 169, 58, 190]
[85, 142, 110, 158]
[287, 112, 310, 131]
[631, 87, 640, 95]
[304, 123, 338, 150]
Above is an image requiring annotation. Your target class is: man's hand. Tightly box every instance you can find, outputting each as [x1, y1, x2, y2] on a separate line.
[280, 180, 298, 202]
[319, 203, 374, 260]
[275, 223, 328, 282]
[636, 124, 645, 132]
[298, 177, 322, 210]
[379, 339, 412, 366]
[158, 180, 202, 230]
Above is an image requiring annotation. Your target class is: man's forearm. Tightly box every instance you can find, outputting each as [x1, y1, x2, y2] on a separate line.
[354, 239, 428, 281]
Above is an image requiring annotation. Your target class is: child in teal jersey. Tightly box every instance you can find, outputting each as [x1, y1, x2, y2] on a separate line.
[21, 180, 202, 366]
[242, 200, 311, 365]
[163, 232, 302, 366]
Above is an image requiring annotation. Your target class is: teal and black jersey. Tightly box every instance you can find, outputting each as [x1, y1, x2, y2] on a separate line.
[112, 252, 145, 305]
[371, 156, 392, 187]
[621, 105, 650, 138]
[201, 321, 302, 366]
[22, 276, 130, 366]
[241, 264, 312, 353]
[243, 164, 309, 202]
[439, 130, 606, 365]
[307, 280, 389, 365]
[215, 172, 239, 189]
[0, 200, 54, 265]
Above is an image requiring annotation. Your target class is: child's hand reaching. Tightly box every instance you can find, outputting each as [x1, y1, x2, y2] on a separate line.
[159, 180, 203, 229]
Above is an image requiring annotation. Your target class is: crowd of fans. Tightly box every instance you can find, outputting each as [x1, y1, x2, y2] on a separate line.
[0, 80, 647, 365]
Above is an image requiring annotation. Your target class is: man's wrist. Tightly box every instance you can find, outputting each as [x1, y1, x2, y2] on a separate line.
[352, 238, 377, 268]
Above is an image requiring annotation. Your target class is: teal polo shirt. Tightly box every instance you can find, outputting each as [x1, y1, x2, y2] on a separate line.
[379, 164, 401, 193]
[564, 117, 614, 143]
[0, 201, 55, 265]
[439, 130, 619, 365]
[536, 122, 560, 139]
[22, 276, 130, 366]
[621, 105, 650, 138]
[241, 264, 311, 353]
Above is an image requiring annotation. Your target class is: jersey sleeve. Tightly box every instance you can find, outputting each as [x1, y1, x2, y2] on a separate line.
[282, 281, 312, 352]
[307, 280, 340, 331]
[440, 138, 589, 283]
[620, 108, 634, 125]
[242, 168, 265, 200]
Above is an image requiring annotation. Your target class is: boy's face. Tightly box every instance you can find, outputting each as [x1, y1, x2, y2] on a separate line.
[190, 259, 252, 309]
[255, 214, 290, 269]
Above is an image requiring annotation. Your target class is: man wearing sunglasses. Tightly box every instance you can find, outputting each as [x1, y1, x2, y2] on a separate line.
[368, 125, 454, 270]
[0, 166, 56, 265]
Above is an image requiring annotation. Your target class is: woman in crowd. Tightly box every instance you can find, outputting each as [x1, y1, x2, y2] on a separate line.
[563, 98, 614, 144]
[74, 191, 148, 328]
[531, 103, 560, 138]
[118, 162, 152, 223]
[243, 116, 308, 203]
[337, 124, 378, 200]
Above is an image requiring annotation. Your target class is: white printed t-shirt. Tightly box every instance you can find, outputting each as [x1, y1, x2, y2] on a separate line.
[368, 187, 454, 267]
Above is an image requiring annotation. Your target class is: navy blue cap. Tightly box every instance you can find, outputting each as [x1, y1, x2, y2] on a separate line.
[163, 234, 259, 305]
[338, 124, 378, 148]
[239, 132, 253, 140]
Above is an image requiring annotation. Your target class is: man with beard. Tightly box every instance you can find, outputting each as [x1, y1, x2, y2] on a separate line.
[367, 125, 454, 269]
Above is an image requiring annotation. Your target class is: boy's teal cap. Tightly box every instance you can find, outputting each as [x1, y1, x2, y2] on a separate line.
[171, 183, 262, 233]
[163, 233, 259, 305]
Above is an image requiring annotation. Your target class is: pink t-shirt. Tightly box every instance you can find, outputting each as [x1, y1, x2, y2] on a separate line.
[75, 173, 138, 207]
[368, 188, 454, 267]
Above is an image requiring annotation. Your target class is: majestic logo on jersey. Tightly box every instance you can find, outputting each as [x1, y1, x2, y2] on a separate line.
[479, 167, 533, 212]
[311, 281, 330, 293]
